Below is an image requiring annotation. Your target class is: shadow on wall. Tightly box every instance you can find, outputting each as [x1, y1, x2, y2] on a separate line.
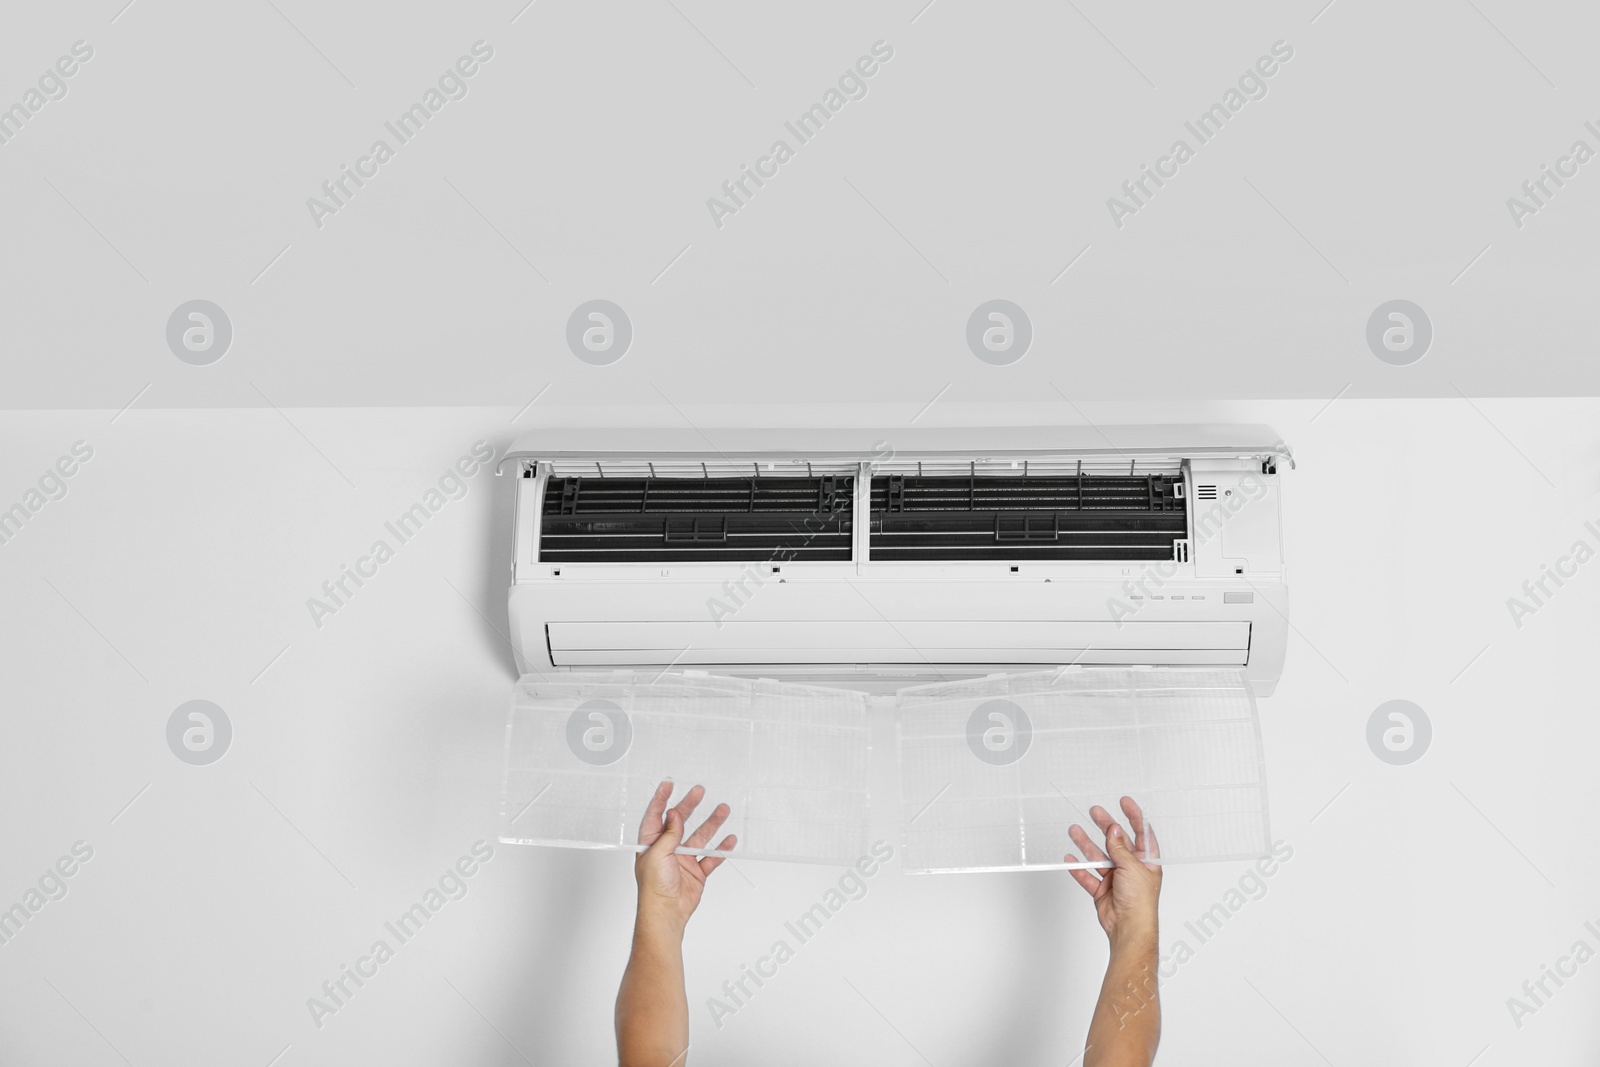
[475, 434, 521, 681]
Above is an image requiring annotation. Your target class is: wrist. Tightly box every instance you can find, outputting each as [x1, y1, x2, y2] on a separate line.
[635, 895, 688, 939]
[1109, 917, 1159, 956]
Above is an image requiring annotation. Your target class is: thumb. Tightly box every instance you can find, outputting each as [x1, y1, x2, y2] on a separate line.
[647, 809, 683, 857]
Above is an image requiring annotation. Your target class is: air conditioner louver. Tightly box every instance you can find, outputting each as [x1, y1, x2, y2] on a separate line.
[869, 473, 1186, 561]
[540, 476, 853, 562]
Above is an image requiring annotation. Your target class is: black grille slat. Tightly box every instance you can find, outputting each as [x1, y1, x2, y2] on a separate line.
[869, 474, 1185, 561]
[541, 476, 852, 562]
[540, 471, 1186, 564]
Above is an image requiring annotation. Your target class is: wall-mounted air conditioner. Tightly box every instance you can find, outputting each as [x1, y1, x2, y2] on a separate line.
[500, 425, 1292, 696]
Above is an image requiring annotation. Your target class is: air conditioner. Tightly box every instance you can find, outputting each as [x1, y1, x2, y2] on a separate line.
[501, 425, 1292, 696]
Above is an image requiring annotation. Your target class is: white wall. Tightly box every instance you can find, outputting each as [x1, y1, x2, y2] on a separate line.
[0, 400, 1595, 1066]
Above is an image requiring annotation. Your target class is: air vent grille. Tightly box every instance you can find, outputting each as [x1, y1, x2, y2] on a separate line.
[869, 473, 1186, 561]
[873, 458, 1184, 478]
[547, 459, 860, 478]
[1197, 485, 1218, 500]
[542, 457, 1186, 479]
[539, 476, 852, 562]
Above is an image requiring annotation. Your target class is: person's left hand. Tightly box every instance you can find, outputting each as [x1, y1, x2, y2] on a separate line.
[634, 781, 736, 928]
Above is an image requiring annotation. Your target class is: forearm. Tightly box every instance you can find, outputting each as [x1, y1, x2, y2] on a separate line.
[1084, 924, 1161, 1067]
[616, 903, 690, 1067]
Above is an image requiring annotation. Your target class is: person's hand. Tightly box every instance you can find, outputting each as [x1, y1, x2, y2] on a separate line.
[1065, 796, 1162, 947]
[634, 781, 736, 930]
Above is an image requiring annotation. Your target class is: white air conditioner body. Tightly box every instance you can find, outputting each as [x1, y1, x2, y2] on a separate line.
[502, 426, 1292, 695]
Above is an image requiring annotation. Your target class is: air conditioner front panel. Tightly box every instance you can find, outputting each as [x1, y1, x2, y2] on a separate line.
[547, 620, 1251, 666]
[514, 577, 1284, 690]
[520, 577, 1266, 623]
[552, 648, 1250, 666]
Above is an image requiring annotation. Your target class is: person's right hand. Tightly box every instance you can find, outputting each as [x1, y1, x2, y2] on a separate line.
[634, 781, 736, 930]
[1064, 796, 1162, 945]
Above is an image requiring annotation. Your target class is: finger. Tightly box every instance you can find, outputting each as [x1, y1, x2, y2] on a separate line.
[1068, 823, 1110, 864]
[1062, 853, 1102, 896]
[1088, 804, 1124, 841]
[1119, 796, 1161, 863]
[1090, 805, 1136, 859]
[644, 808, 685, 858]
[637, 780, 674, 843]
[698, 834, 737, 877]
[683, 802, 730, 850]
[1119, 796, 1151, 859]
[1068, 823, 1110, 865]
[669, 784, 706, 827]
